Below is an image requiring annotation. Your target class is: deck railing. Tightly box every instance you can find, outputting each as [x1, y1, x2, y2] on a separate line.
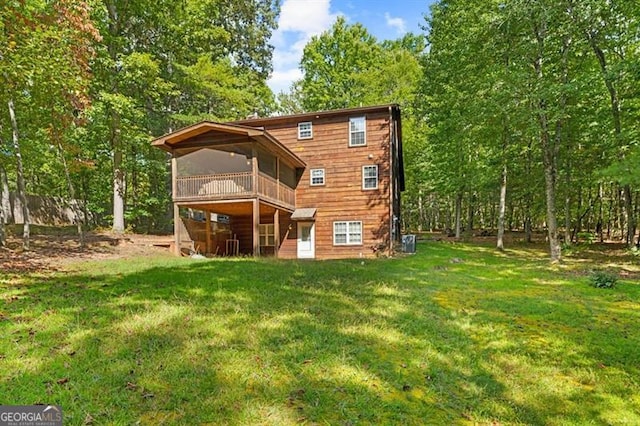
[175, 172, 295, 209]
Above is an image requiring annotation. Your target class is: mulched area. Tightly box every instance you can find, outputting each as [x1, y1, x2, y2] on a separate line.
[0, 231, 171, 274]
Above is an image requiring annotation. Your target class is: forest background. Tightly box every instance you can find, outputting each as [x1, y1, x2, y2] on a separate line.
[0, 0, 638, 261]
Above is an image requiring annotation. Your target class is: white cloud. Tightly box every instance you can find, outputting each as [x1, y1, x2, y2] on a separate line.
[279, 0, 338, 34]
[268, 0, 340, 95]
[270, 69, 303, 87]
[384, 12, 406, 35]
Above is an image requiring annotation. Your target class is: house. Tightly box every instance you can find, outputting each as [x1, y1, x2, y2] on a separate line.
[151, 104, 404, 259]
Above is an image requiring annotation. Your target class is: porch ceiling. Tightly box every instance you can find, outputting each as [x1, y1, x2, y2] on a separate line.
[151, 121, 306, 168]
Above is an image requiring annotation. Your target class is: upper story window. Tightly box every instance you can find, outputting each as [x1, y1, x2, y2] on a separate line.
[362, 165, 378, 190]
[310, 168, 325, 186]
[298, 122, 313, 139]
[349, 116, 366, 147]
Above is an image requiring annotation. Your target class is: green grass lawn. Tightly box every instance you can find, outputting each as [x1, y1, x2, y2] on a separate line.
[1, 242, 639, 425]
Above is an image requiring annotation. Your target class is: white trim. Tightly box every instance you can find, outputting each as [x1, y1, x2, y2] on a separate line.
[362, 165, 378, 190]
[348, 116, 366, 147]
[298, 121, 313, 140]
[310, 168, 325, 186]
[333, 221, 363, 245]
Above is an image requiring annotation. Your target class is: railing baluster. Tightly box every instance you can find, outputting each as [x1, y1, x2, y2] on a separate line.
[175, 171, 294, 209]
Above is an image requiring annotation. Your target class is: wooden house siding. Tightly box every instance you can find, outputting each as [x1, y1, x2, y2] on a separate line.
[153, 104, 403, 260]
[244, 110, 393, 259]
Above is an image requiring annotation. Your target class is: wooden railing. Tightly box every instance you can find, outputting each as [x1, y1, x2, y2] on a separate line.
[258, 173, 278, 200]
[279, 181, 295, 206]
[175, 172, 295, 209]
[176, 172, 253, 200]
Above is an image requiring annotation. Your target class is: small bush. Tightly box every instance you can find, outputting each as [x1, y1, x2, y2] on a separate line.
[577, 232, 596, 244]
[589, 270, 618, 289]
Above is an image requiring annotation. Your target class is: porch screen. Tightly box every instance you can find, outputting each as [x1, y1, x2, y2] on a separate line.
[176, 147, 252, 176]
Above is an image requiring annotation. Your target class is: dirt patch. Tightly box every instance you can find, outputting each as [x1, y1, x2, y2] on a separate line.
[0, 231, 172, 274]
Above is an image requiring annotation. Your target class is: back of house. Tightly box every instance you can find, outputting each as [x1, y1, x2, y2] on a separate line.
[151, 104, 404, 259]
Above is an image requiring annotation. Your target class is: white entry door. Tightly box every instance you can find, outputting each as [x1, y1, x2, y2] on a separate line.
[297, 222, 315, 259]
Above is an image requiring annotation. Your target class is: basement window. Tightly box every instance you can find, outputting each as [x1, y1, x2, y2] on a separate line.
[259, 224, 275, 246]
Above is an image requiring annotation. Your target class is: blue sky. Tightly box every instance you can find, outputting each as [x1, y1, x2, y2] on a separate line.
[268, 0, 436, 94]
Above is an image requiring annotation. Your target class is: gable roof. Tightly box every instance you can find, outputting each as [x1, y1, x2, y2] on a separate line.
[151, 121, 306, 168]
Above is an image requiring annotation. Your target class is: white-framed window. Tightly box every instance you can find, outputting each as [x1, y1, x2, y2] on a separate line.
[298, 122, 313, 139]
[259, 224, 275, 246]
[349, 116, 366, 146]
[333, 221, 363, 245]
[362, 165, 378, 190]
[310, 168, 325, 186]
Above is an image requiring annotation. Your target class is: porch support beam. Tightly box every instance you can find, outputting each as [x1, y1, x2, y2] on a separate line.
[173, 203, 180, 256]
[274, 209, 280, 258]
[252, 146, 258, 196]
[171, 154, 181, 256]
[276, 157, 280, 201]
[205, 209, 211, 255]
[253, 199, 260, 256]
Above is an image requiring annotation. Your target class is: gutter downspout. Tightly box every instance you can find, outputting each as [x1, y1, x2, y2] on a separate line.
[389, 106, 395, 255]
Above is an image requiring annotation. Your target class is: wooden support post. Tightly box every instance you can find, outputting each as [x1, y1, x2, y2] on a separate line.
[173, 203, 180, 256]
[171, 154, 180, 255]
[171, 154, 178, 200]
[276, 157, 280, 201]
[274, 209, 280, 258]
[252, 146, 258, 196]
[253, 199, 260, 256]
[205, 208, 211, 255]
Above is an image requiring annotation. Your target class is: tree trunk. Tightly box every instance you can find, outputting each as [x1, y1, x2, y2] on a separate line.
[623, 185, 635, 245]
[418, 190, 424, 233]
[497, 114, 509, 250]
[107, 1, 125, 234]
[57, 143, 85, 247]
[534, 21, 561, 261]
[466, 193, 475, 238]
[81, 173, 92, 228]
[596, 184, 604, 242]
[455, 191, 463, 238]
[113, 145, 125, 233]
[433, 198, 439, 232]
[111, 105, 125, 233]
[606, 184, 613, 240]
[572, 189, 583, 243]
[524, 216, 532, 243]
[564, 160, 572, 244]
[8, 99, 29, 250]
[525, 139, 533, 243]
[582, 13, 633, 246]
[497, 163, 507, 250]
[0, 162, 7, 247]
[543, 158, 561, 261]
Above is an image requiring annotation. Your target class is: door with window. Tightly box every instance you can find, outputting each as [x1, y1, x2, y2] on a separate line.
[297, 222, 315, 259]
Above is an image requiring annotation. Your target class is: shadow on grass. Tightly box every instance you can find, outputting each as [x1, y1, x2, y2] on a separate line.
[2, 242, 639, 424]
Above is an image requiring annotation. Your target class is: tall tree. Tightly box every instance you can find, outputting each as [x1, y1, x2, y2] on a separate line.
[300, 17, 383, 111]
[90, 0, 279, 233]
[567, 0, 639, 246]
[1, 0, 99, 248]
